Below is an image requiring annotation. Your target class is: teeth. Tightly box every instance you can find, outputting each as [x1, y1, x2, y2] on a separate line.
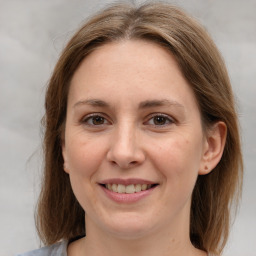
[141, 184, 147, 191]
[126, 184, 135, 194]
[105, 184, 154, 194]
[112, 183, 118, 192]
[117, 184, 126, 193]
[135, 184, 142, 192]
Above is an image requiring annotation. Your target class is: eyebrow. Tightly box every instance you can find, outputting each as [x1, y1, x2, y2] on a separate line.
[138, 99, 184, 109]
[73, 99, 110, 108]
[73, 98, 184, 109]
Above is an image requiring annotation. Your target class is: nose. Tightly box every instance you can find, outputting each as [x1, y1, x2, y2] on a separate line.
[106, 125, 145, 169]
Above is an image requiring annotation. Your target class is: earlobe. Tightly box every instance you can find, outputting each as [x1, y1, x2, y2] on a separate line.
[63, 162, 70, 174]
[199, 121, 227, 175]
[62, 143, 70, 174]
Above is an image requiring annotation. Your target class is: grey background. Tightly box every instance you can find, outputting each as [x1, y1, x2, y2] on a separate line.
[0, 0, 255, 255]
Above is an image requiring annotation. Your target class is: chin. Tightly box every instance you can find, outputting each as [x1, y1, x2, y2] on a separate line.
[102, 214, 157, 239]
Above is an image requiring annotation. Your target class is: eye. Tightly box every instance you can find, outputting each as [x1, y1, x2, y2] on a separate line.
[82, 114, 109, 126]
[146, 114, 174, 126]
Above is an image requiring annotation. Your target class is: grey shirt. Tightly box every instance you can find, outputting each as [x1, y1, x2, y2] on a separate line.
[16, 240, 68, 256]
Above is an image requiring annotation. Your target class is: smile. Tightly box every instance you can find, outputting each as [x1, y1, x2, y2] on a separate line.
[104, 184, 155, 194]
[99, 180, 158, 203]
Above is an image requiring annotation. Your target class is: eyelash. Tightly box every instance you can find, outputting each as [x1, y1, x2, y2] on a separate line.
[81, 113, 175, 127]
[145, 113, 174, 127]
[81, 113, 110, 126]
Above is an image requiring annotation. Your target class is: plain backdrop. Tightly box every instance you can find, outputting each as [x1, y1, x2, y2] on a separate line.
[0, 0, 255, 255]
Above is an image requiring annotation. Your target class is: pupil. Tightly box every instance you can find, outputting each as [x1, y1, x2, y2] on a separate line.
[154, 116, 166, 125]
[93, 116, 104, 125]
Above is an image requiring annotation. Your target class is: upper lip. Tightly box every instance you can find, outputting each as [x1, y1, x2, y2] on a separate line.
[99, 178, 158, 186]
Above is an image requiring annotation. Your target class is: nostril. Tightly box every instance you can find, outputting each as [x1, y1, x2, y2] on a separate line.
[110, 160, 117, 165]
[109, 160, 138, 169]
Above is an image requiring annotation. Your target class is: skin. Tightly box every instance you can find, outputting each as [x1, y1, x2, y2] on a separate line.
[62, 40, 226, 256]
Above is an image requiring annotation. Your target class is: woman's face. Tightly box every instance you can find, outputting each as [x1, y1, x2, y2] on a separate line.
[62, 40, 209, 239]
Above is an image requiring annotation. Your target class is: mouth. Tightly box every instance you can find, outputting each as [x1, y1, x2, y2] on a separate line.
[100, 183, 158, 194]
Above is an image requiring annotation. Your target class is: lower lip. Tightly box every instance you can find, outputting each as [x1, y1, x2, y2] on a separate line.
[100, 185, 157, 203]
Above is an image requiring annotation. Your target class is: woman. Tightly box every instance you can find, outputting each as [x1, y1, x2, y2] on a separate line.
[18, 2, 243, 256]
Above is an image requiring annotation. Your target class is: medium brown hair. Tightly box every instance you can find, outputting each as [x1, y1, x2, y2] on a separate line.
[37, 2, 243, 255]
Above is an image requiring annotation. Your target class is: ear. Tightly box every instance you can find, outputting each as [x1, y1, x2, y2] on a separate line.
[62, 140, 70, 174]
[199, 121, 227, 175]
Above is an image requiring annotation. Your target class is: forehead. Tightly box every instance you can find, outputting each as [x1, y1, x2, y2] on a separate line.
[69, 39, 198, 110]
[72, 40, 182, 81]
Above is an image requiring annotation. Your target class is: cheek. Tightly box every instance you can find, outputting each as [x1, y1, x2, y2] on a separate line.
[146, 136, 202, 220]
[64, 138, 104, 210]
[65, 136, 105, 179]
[150, 135, 202, 184]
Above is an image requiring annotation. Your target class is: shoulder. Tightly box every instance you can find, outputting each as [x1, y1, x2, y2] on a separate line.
[16, 240, 68, 256]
